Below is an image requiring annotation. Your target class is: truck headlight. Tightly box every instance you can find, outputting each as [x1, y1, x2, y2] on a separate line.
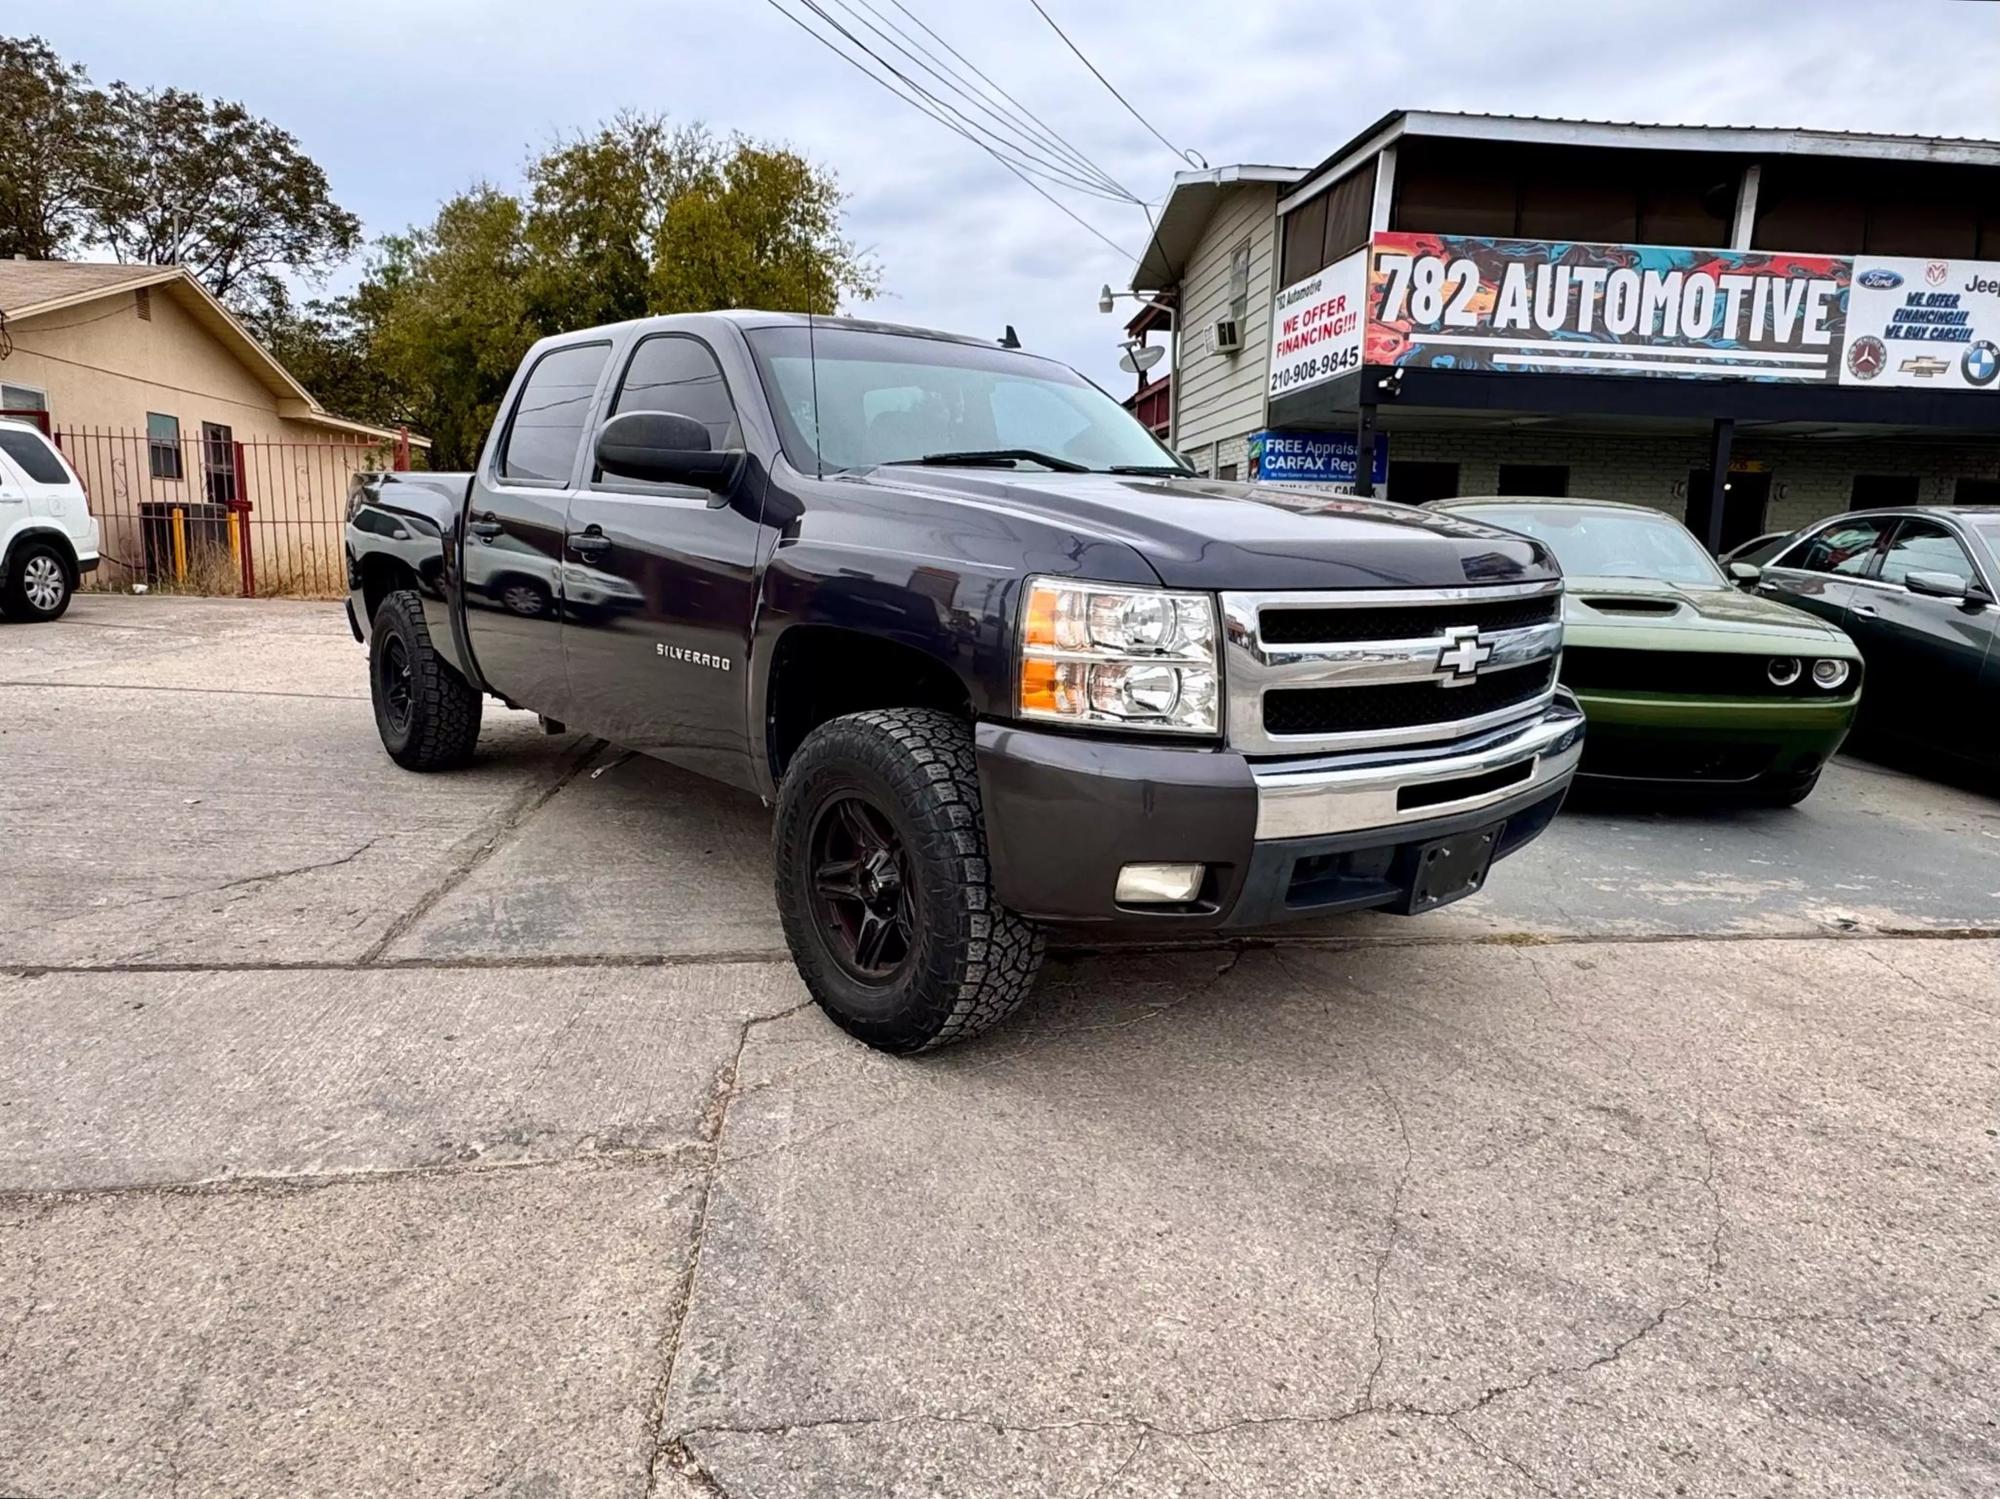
[1018, 578, 1219, 734]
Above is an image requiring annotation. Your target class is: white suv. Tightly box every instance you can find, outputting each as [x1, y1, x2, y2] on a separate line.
[0, 417, 99, 622]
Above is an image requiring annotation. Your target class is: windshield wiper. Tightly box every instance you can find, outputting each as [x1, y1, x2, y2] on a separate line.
[901, 448, 1089, 474]
[1105, 463, 1193, 477]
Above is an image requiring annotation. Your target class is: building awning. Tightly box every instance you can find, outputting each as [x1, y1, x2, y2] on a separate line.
[1131, 165, 1304, 291]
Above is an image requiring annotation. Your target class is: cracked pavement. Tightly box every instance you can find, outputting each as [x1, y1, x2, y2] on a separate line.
[2, 596, 1998, 1498]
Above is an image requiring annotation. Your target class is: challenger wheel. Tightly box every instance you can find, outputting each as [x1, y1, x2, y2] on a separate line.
[370, 589, 483, 770]
[775, 708, 1045, 1053]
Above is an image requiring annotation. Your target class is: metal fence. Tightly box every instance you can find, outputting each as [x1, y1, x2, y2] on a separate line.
[54, 428, 408, 598]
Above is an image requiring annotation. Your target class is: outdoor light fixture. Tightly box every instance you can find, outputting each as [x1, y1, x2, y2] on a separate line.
[1099, 283, 1173, 316]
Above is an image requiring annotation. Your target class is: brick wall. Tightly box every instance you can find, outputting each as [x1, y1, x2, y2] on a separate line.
[1383, 429, 2000, 530]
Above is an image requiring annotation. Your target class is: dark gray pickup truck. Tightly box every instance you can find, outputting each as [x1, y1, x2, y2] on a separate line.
[345, 312, 1581, 1051]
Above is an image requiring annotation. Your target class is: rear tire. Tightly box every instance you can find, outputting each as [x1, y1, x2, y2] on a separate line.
[2, 541, 73, 622]
[370, 590, 482, 770]
[1752, 768, 1820, 807]
[775, 708, 1044, 1053]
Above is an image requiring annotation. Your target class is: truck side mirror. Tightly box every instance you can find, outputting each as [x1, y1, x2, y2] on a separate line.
[595, 410, 743, 493]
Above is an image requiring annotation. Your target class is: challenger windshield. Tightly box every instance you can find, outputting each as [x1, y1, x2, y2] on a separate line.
[1464, 505, 1728, 588]
[745, 324, 1186, 476]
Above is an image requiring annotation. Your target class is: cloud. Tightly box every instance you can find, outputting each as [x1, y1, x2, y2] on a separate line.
[32, 0, 2000, 393]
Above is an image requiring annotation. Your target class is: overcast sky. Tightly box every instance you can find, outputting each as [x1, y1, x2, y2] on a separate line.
[33, 0, 2000, 389]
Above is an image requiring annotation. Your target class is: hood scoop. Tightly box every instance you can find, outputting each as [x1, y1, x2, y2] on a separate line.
[1579, 595, 1683, 616]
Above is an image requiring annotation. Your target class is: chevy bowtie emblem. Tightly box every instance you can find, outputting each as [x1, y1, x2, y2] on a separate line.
[1436, 624, 1493, 686]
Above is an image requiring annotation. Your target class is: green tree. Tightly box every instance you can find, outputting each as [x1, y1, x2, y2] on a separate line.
[352, 114, 875, 462]
[0, 35, 102, 260]
[82, 81, 361, 311]
[360, 188, 536, 468]
[652, 137, 875, 314]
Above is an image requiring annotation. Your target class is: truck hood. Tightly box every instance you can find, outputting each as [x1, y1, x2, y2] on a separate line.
[853, 469, 1557, 591]
[1563, 575, 1858, 655]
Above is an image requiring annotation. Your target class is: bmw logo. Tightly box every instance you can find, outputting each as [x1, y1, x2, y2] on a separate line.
[1963, 340, 2000, 387]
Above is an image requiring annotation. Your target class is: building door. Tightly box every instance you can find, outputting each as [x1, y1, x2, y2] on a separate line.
[1849, 474, 1919, 510]
[1387, 460, 1459, 505]
[201, 423, 238, 505]
[1685, 470, 1770, 554]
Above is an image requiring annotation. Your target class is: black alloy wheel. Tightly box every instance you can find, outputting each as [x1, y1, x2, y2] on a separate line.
[379, 632, 414, 736]
[807, 794, 917, 982]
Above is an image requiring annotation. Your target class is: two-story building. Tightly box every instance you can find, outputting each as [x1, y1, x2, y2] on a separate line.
[1129, 113, 2000, 551]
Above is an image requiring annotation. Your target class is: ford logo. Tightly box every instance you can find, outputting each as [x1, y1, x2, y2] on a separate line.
[1858, 269, 1903, 290]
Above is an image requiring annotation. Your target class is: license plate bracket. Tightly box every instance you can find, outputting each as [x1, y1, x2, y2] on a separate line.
[1404, 822, 1501, 913]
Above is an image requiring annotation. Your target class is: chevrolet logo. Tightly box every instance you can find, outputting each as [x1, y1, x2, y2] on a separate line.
[1900, 355, 1951, 378]
[1436, 625, 1493, 686]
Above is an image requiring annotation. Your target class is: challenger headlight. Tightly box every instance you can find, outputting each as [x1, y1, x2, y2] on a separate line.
[1018, 578, 1219, 734]
[1812, 658, 1852, 690]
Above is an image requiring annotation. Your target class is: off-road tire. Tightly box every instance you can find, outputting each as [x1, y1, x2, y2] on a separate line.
[775, 708, 1045, 1053]
[371, 589, 482, 770]
[2, 541, 73, 622]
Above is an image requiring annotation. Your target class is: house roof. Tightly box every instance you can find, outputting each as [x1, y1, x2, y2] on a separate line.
[0, 259, 427, 447]
[1130, 165, 1305, 291]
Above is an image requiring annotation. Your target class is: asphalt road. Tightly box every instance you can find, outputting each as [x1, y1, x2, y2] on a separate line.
[2, 595, 1996, 1498]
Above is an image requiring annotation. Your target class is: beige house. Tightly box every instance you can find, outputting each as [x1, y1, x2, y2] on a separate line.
[0, 259, 423, 593]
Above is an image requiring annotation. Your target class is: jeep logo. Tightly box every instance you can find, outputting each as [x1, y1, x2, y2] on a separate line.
[1965, 274, 2000, 296]
[1435, 625, 1493, 686]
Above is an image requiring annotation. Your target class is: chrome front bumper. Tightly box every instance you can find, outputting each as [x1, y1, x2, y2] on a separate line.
[1252, 700, 1586, 840]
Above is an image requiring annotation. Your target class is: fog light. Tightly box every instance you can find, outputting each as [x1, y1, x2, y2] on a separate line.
[1115, 862, 1205, 905]
[1812, 658, 1851, 689]
[1767, 657, 1802, 686]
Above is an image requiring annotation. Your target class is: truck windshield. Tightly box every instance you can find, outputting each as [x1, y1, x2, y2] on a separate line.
[1464, 505, 1728, 587]
[744, 324, 1186, 476]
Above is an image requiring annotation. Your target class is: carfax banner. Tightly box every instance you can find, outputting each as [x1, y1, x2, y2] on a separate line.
[1363, 232, 1850, 382]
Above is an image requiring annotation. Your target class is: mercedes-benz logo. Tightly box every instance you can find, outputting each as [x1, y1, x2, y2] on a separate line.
[1435, 624, 1493, 686]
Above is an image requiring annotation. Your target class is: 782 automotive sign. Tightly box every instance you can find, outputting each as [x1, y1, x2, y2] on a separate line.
[1362, 232, 1847, 382]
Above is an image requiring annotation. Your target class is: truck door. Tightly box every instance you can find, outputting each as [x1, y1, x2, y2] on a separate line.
[561, 332, 768, 788]
[462, 340, 612, 715]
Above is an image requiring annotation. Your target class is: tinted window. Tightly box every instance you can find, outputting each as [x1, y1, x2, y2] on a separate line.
[500, 343, 611, 483]
[1879, 520, 1976, 589]
[1775, 518, 1893, 577]
[0, 428, 72, 485]
[611, 335, 740, 449]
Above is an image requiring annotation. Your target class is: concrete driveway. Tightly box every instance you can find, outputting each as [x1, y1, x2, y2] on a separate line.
[2, 595, 1996, 1498]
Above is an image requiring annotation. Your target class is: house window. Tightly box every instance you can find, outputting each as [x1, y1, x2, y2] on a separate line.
[1227, 240, 1251, 326]
[1498, 463, 1570, 497]
[148, 413, 184, 481]
[1218, 463, 1239, 481]
[135, 287, 153, 321]
[0, 382, 47, 414]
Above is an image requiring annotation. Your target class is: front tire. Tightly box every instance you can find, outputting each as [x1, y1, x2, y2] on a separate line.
[370, 590, 482, 770]
[2, 541, 73, 622]
[775, 708, 1045, 1053]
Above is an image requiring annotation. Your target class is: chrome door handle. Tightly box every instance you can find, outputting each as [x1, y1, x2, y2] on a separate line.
[568, 530, 610, 559]
[1850, 604, 1878, 618]
[468, 517, 504, 540]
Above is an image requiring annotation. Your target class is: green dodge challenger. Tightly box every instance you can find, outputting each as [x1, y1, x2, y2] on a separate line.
[1429, 498, 1862, 805]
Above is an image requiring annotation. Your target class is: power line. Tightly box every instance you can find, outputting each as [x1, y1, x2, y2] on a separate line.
[798, 0, 1132, 205]
[830, 0, 1138, 203]
[760, 0, 1137, 260]
[879, 0, 1143, 201]
[1027, 0, 1206, 170]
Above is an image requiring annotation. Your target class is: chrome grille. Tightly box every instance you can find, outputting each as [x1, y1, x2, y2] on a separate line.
[1222, 582, 1564, 755]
